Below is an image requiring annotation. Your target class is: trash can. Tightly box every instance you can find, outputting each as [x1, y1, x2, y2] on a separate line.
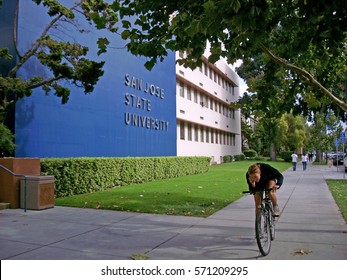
[20, 176, 55, 210]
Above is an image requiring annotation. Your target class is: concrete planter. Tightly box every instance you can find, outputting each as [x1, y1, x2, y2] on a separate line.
[20, 176, 55, 210]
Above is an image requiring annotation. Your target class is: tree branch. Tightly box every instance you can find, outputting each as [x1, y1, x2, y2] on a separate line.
[28, 76, 62, 90]
[259, 43, 347, 112]
[8, 13, 63, 77]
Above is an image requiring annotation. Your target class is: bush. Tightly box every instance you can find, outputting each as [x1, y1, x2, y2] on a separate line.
[223, 155, 233, 163]
[41, 156, 210, 198]
[255, 156, 265, 161]
[0, 124, 15, 157]
[243, 149, 258, 158]
[280, 151, 292, 162]
[234, 154, 245, 161]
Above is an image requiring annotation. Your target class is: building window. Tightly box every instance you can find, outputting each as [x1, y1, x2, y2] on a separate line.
[194, 90, 198, 103]
[194, 125, 199, 142]
[187, 86, 192, 101]
[188, 123, 192, 141]
[206, 129, 209, 143]
[204, 95, 209, 108]
[200, 127, 204, 142]
[211, 130, 214, 143]
[179, 82, 184, 97]
[199, 93, 204, 107]
[180, 122, 185, 140]
[210, 97, 213, 110]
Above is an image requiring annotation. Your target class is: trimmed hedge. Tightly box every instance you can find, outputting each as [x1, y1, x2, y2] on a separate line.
[223, 155, 233, 163]
[41, 156, 210, 198]
[243, 149, 257, 158]
[234, 154, 245, 161]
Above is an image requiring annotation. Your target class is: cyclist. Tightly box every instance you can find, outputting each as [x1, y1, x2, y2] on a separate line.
[246, 163, 284, 216]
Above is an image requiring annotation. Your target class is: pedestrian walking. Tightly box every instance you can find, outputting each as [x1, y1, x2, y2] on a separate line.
[302, 153, 308, 171]
[291, 152, 298, 171]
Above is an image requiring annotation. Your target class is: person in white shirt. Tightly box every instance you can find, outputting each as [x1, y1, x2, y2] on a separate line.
[291, 152, 298, 171]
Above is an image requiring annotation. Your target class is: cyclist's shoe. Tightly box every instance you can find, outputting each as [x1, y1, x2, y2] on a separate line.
[273, 205, 280, 217]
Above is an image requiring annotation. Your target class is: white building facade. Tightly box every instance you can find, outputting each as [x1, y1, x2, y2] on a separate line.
[176, 50, 242, 164]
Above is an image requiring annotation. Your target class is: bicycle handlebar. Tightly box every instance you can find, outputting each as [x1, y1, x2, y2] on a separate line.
[242, 186, 280, 194]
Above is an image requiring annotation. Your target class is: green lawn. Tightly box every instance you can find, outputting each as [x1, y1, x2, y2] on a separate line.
[326, 179, 347, 222]
[56, 161, 290, 217]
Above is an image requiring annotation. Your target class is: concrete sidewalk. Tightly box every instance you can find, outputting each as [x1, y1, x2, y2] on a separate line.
[0, 163, 346, 260]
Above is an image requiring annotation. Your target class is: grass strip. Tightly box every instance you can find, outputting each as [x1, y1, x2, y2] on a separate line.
[55, 161, 290, 217]
[326, 179, 347, 222]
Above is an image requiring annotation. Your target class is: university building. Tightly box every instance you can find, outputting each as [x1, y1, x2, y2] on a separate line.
[176, 51, 241, 163]
[1, 0, 241, 162]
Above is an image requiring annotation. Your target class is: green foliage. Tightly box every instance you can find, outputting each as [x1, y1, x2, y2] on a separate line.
[0, 0, 117, 139]
[278, 113, 308, 152]
[0, 123, 15, 156]
[0, 48, 12, 60]
[41, 156, 210, 198]
[234, 154, 245, 161]
[280, 151, 292, 163]
[118, 0, 347, 112]
[55, 161, 291, 217]
[243, 149, 257, 158]
[223, 155, 233, 163]
[326, 180, 347, 222]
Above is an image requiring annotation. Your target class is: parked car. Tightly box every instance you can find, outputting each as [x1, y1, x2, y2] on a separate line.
[332, 154, 344, 166]
[344, 157, 347, 172]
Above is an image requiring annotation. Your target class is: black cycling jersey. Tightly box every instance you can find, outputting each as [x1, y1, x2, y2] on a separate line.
[246, 163, 284, 192]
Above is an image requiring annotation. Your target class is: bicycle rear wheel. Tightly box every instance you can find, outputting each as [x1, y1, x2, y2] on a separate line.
[255, 210, 271, 256]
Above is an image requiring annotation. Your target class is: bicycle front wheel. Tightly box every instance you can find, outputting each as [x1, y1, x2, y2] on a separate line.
[255, 210, 271, 256]
[270, 213, 275, 241]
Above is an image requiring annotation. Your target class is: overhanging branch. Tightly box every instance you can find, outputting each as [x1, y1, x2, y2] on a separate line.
[259, 43, 347, 112]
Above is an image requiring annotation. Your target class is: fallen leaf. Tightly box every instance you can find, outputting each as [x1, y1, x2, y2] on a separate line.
[131, 253, 149, 260]
[291, 248, 312, 256]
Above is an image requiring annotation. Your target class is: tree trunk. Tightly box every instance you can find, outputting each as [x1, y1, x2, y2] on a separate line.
[270, 142, 276, 161]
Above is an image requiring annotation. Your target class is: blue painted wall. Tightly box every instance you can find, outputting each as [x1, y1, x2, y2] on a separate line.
[13, 0, 177, 157]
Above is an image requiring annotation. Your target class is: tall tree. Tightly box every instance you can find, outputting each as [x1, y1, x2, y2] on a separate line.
[237, 56, 294, 160]
[278, 113, 308, 152]
[307, 111, 344, 163]
[0, 0, 121, 155]
[118, 0, 347, 112]
[0, 0, 120, 125]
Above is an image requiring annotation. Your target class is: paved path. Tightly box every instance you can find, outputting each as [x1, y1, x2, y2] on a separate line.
[0, 163, 346, 260]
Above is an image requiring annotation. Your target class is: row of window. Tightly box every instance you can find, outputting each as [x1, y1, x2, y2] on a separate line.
[178, 82, 236, 119]
[178, 51, 235, 94]
[179, 121, 236, 146]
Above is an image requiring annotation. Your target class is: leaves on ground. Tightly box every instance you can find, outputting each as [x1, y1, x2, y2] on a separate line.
[291, 248, 312, 256]
[131, 253, 149, 260]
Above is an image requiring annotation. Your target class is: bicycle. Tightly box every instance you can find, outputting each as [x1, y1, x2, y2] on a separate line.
[243, 188, 278, 256]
